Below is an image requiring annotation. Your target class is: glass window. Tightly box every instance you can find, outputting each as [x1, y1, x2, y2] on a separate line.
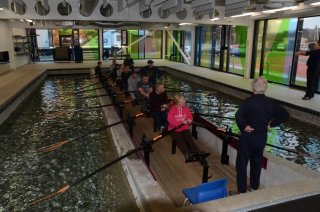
[213, 27, 221, 69]
[254, 21, 265, 78]
[127, 30, 139, 59]
[263, 18, 297, 84]
[199, 26, 213, 68]
[102, 29, 121, 60]
[145, 30, 162, 59]
[229, 26, 248, 75]
[182, 31, 192, 64]
[79, 29, 99, 61]
[294, 16, 320, 90]
[138, 30, 145, 59]
[36, 29, 53, 61]
[166, 30, 183, 62]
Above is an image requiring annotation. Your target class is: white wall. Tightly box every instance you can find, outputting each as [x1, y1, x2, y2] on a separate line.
[12, 28, 29, 69]
[0, 21, 29, 74]
[0, 20, 13, 74]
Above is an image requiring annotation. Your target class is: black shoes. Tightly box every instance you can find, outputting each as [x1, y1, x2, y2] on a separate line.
[185, 151, 210, 163]
[302, 96, 312, 100]
[185, 152, 197, 163]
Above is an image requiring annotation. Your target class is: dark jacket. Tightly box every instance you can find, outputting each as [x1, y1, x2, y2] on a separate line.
[149, 91, 168, 111]
[235, 94, 290, 135]
[306, 49, 320, 69]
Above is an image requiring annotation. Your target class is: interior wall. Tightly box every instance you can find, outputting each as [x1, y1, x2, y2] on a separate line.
[0, 21, 29, 74]
[0, 20, 13, 74]
[12, 28, 29, 69]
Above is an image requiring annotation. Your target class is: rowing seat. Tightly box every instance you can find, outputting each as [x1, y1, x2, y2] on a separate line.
[182, 177, 228, 205]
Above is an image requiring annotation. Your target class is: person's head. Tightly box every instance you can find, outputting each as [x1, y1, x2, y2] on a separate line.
[155, 83, 165, 94]
[141, 74, 149, 84]
[316, 40, 320, 49]
[172, 94, 186, 107]
[251, 76, 268, 94]
[308, 42, 318, 51]
[147, 60, 154, 68]
[131, 71, 138, 79]
[126, 54, 131, 58]
[112, 59, 117, 64]
[97, 61, 102, 67]
[124, 65, 130, 72]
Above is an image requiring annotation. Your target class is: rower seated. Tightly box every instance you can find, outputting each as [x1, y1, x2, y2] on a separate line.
[167, 94, 210, 162]
[136, 74, 153, 115]
[127, 71, 141, 104]
[149, 83, 168, 132]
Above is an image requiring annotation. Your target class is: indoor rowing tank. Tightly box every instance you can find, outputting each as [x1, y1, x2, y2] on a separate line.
[160, 72, 320, 173]
[0, 76, 138, 211]
[1, 71, 320, 211]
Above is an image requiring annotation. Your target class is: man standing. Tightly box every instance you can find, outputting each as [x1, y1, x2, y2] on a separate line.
[296, 40, 320, 100]
[123, 54, 134, 69]
[235, 77, 290, 193]
[139, 60, 162, 86]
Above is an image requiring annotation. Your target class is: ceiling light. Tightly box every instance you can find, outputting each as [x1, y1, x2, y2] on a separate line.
[164, 26, 169, 29]
[25, 19, 33, 23]
[231, 12, 253, 18]
[0, 7, 3, 11]
[262, 6, 297, 13]
[311, 2, 320, 6]
[210, 18, 219, 21]
[179, 23, 193, 26]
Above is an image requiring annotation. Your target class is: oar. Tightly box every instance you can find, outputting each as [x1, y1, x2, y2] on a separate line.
[81, 81, 104, 89]
[215, 127, 319, 159]
[195, 112, 236, 120]
[56, 100, 133, 112]
[187, 101, 220, 107]
[74, 86, 106, 94]
[166, 89, 207, 94]
[29, 123, 185, 207]
[38, 112, 144, 153]
[79, 90, 137, 100]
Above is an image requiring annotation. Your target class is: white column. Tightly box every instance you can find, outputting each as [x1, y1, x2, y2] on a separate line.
[245, 20, 255, 79]
[99, 29, 103, 61]
[190, 26, 196, 66]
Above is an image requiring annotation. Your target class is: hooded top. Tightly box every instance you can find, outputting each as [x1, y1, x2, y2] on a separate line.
[167, 104, 193, 132]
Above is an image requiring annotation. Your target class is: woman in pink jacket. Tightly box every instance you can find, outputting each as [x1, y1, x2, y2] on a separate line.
[167, 94, 209, 162]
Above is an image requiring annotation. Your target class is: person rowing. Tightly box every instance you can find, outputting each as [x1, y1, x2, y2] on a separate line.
[167, 94, 210, 162]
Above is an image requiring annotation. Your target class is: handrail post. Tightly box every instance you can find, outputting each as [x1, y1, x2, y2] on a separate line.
[140, 134, 153, 166]
[192, 109, 199, 139]
[221, 127, 231, 165]
[127, 115, 134, 137]
[199, 158, 210, 183]
[171, 139, 176, 154]
[118, 103, 124, 120]
[111, 93, 117, 104]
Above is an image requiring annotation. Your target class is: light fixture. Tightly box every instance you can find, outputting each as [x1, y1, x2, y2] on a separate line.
[179, 23, 193, 26]
[262, 6, 297, 13]
[231, 12, 253, 18]
[311, 2, 320, 6]
[25, 19, 33, 23]
[0, 7, 3, 11]
[164, 26, 169, 29]
[210, 17, 219, 21]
